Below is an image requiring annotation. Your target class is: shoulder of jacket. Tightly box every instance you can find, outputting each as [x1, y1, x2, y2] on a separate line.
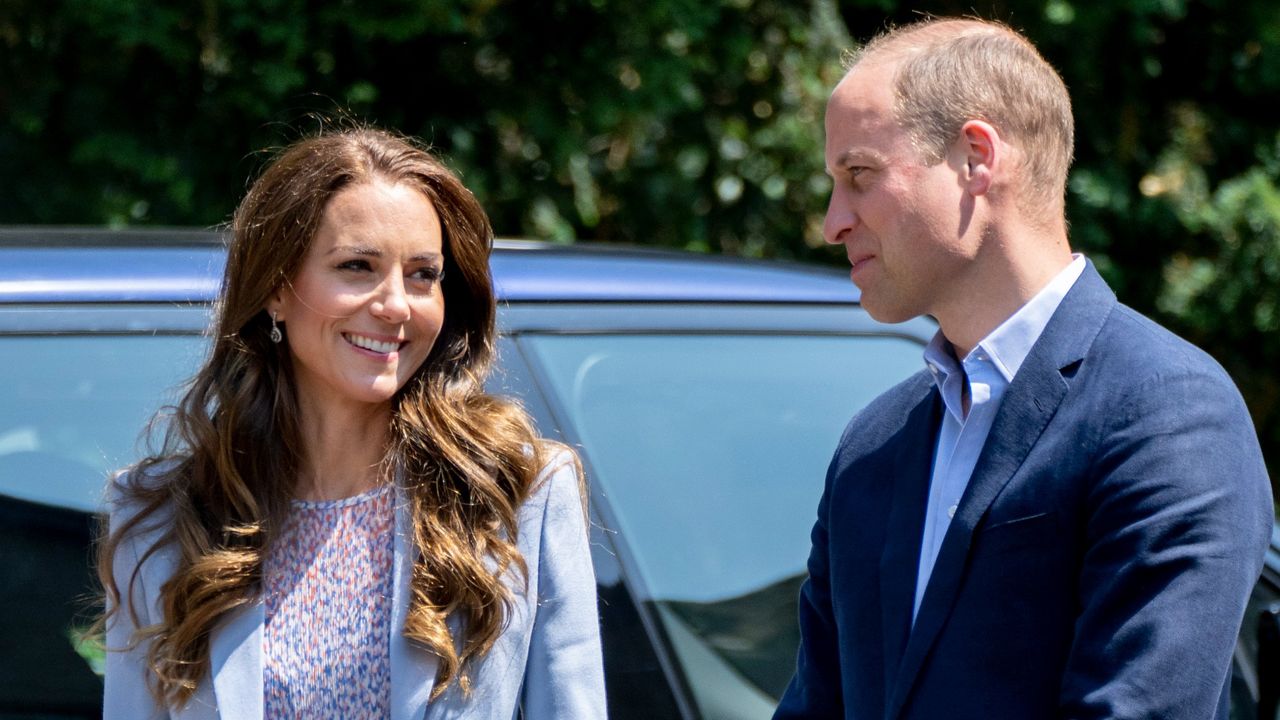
[106, 457, 183, 543]
[1092, 304, 1235, 390]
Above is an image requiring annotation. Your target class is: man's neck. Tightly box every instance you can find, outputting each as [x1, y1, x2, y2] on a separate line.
[934, 229, 1072, 358]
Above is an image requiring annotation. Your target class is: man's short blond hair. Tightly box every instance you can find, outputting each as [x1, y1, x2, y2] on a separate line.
[849, 18, 1074, 210]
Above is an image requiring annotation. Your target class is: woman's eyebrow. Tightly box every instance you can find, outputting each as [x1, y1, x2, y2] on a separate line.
[327, 245, 442, 263]
[327, 244, 380, 257]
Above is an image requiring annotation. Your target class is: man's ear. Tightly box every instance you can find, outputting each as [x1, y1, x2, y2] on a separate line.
[958, 119, 999, 197]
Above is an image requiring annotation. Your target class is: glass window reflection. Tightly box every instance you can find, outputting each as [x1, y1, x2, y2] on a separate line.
[524, 333, 923, 718]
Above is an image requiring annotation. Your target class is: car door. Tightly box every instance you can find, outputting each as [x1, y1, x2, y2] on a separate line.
[499, 301, 933, 719]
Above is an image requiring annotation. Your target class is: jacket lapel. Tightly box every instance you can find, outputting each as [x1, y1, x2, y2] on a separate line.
[208, 601, 265, 720]
[390, 487, 440, 720]
[879, 385, 942, 702]
[886, 263, 1117, 719]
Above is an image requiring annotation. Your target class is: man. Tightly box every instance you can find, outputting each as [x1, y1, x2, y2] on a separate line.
[775, 17, 1274, 720]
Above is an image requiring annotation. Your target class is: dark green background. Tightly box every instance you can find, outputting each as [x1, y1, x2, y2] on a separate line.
[3, 0, 1279, 497]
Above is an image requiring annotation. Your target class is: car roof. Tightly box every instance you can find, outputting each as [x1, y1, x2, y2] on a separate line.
[0, 227, 860, 305]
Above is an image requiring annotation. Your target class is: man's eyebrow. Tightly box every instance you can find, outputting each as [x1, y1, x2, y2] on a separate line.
[834, 148, 886, 170]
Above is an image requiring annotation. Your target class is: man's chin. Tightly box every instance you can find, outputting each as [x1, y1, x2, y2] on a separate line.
[859, 296, 917, 325]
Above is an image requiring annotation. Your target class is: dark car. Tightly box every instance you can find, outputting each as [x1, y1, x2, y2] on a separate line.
[0, 228, 1276, 720]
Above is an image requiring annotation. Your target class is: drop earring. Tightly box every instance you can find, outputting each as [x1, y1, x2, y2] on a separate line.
[270, 312, 283, 344]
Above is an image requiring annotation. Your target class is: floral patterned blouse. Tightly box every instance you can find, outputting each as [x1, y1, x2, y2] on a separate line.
[262, 485, 395, 719]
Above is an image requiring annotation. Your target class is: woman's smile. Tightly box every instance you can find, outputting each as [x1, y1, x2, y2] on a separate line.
[342, 332, 407, 357]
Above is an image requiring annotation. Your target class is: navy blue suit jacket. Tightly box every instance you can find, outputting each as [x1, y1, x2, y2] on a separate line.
[776, 265, 1273, 719]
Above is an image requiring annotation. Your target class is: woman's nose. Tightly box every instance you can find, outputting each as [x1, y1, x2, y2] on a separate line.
[371, 274, 411, 322]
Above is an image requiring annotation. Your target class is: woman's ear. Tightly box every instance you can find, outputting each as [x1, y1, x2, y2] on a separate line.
[264, 288, 285, 322]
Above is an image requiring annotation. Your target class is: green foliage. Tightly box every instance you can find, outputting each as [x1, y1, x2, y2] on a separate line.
[3, 0, 1280, 487]
[0, 0, 849, 258]
[1154, 132, 1280, 475]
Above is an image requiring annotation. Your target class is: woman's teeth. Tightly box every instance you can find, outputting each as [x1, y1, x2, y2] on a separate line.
[344, 333, 401, 354]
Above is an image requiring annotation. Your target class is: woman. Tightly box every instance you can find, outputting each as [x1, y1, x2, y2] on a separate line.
[98, 128, 606, 719]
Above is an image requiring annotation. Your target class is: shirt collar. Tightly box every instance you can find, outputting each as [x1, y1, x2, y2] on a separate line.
[925, 254, 1086, 386]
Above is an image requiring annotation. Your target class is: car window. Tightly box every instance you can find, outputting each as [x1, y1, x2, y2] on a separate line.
[0, 333, 204, 716]
[522, 332, 923, 719]
[0, 335, 204, 512]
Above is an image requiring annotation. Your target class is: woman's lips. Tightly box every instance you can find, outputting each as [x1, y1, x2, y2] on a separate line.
[342, 332, 406, 356]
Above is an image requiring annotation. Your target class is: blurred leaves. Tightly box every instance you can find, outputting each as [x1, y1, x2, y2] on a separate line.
[4, 0, 1280, 484]
[0, 0, 847, 259]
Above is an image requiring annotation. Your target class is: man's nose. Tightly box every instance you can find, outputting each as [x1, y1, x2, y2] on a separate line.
[823, 191, 855, 245]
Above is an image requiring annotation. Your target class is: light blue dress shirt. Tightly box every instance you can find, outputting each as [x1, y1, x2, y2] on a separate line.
[913, 255, 1086, 620]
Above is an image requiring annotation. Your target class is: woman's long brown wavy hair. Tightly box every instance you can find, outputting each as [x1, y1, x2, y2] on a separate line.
[97, 127, 556, 707]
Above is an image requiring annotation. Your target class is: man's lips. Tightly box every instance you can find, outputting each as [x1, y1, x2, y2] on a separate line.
[848, 253, 875, 273]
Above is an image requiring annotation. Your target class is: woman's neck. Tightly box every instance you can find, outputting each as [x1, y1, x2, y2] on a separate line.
[293, 396, 393, 501]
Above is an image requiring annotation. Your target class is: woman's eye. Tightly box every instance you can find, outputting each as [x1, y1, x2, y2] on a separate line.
[336, 259, 372, 272]
[410, 267, 444, 284]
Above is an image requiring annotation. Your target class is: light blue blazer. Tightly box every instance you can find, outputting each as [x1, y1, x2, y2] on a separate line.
[103, 452, 607, 719]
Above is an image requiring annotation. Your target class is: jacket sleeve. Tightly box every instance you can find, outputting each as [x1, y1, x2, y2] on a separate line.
[773, 452, 844, 719]
[519, 452, 608, 719]
[103, 493, 169, 720]
[1059, 370, 1273, 719]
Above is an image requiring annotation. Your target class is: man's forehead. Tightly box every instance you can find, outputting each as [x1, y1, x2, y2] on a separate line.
[826, 64, 903, 148]
[829, 66, 900, 138]
[833, 57, 899, 100]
